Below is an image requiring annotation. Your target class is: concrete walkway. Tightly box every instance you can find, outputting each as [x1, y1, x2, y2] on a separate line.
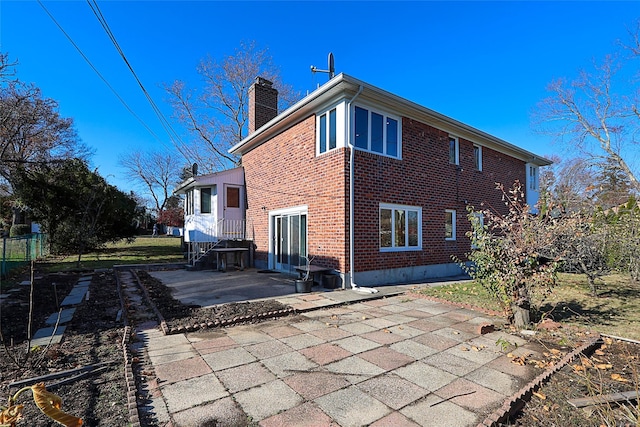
[137, 273, 544, 427]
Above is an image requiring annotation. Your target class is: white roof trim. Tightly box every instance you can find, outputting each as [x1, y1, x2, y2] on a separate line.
[230, 73, 551, 166]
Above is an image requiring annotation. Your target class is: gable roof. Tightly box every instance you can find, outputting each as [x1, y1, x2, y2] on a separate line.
[230, 73, 552, 166]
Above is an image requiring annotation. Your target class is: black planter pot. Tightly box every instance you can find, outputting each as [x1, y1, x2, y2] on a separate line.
[295, 279, 313, 293]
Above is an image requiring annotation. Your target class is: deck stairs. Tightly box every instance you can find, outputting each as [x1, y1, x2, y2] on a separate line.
[186, 219, 251, 270]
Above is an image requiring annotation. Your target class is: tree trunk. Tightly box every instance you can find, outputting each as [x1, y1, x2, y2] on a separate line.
[586, 274, 598, 296]
[511, 302, 531, 328]
[511, 285, 531, 328]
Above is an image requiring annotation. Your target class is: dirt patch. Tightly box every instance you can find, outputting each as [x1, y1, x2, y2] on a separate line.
[508, 335, 640, 426]
[0, 269, 129, 426]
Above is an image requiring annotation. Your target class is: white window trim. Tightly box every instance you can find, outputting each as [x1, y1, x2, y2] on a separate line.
[316, 108, 337, 155]
[449, 135, 459, 165]
[379, 203, 422, 252]
[528, 165, 539, 191]
[316, 101, 346, 156]
[200, 187, 214, 215]
[352, 103, 402, 159]
[445, 209, 456, 241]
[474, 145, 482, 171]
[470, 212, 484, 249]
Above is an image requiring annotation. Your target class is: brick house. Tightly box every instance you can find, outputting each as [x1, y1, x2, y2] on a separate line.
[229, 74, 551, 287]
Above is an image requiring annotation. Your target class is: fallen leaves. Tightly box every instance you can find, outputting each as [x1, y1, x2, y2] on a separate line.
[610, 373, 629, 383]
[595, 363, 613, 370]
[533, 391, 546, 400]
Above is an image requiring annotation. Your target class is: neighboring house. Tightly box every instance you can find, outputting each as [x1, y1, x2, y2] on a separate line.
[174, 168, 246, 264]
[225, 74, 552, 287]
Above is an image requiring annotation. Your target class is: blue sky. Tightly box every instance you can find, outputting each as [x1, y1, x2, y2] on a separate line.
[0, 1, 638, 193]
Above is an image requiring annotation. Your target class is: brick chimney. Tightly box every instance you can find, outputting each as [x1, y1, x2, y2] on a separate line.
[248, 77, 278, 134]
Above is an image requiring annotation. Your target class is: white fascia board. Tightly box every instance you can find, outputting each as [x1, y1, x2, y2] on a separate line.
[231, 73, 552, 167]
[173, 167, 245, 194]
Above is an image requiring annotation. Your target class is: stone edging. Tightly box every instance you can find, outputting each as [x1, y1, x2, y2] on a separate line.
[121, 326, 141, 427]
[165, 307, 298, 334]
[477, 334, 603, 427]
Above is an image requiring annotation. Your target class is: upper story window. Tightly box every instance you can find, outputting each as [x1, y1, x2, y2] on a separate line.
[449, 136, 459, 165]
[318, 108, 337, 154]
[380, 203, 421, 251]
[354, 106, 400, 158]
[474, 145, 482, 171]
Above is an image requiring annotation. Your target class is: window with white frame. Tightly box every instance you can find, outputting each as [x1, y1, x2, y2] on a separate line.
[474, 145, 482, 171]
[470, 212, 484, 249]
[186, 190, 194, 215]
[354, 105, 400, 158]
[380, 204, 421, 250]
[318, 108, 337, 154]
[529, 165, 539, 190]
[445, 209, 456, 240]
[201, 187, 212, 214]
[449, 136, 459, 165]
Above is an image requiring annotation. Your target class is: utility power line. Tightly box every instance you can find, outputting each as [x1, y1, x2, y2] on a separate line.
[36, 0, 163, 144]
[85, 0, 184, 152]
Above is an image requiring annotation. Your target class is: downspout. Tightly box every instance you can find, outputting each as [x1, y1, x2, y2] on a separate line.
[346, 85, 378, 294]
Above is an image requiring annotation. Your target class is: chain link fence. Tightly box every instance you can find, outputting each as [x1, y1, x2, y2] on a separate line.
[1, 233, 49, 278]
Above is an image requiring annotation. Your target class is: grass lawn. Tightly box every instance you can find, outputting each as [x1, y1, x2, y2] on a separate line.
[38, 236, 185, 272]
[416, 273, 640, 341]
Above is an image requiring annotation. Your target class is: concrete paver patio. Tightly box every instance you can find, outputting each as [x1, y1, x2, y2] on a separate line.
[138, 270, 537, 426]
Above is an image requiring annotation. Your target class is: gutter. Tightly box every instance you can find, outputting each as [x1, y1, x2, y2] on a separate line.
[346, 85, 378, 294]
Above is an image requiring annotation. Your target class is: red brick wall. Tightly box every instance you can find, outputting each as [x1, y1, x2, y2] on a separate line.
[242, 115, 350, 271]
[242, 114, 526, 274]
[352, 117, 526, 272]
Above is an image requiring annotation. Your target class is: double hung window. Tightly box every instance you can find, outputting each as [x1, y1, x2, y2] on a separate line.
[380, 204, 421, 250]
[354, 106, 400, 158]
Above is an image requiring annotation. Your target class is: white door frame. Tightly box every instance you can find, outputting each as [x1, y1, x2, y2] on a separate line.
[268, 205, 308, 272]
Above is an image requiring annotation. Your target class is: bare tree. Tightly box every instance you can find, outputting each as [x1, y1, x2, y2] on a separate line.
[536, 21, 640, 193]
[118, 150, 182, 215]
[0, 81, 90, 188]
[165, 41, 299, 173]
[0, 53, 17, 82]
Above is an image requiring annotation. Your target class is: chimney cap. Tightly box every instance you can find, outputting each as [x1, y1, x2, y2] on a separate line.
[254, 76, 273, 87]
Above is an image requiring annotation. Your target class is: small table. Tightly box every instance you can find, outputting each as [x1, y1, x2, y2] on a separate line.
[210, 248, 249, 272]
[295, 265, 332, 285]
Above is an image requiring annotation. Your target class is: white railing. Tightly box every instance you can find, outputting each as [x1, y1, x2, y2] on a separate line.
[217, 219, 246, 241]
[187, 219, 250, 266]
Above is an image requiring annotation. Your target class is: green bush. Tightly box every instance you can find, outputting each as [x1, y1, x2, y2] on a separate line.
[9, 224, 31, 237]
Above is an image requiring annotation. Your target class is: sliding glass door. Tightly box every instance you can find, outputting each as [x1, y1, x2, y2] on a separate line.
[273, 212, 307, 273]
